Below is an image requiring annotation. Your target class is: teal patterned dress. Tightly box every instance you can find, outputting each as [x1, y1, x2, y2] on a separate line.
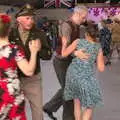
[64, 39, 103, 108]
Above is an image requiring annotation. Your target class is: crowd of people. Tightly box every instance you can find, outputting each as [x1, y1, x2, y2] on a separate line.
[0, 3, 119, 120]
[98, 17, 120, 65]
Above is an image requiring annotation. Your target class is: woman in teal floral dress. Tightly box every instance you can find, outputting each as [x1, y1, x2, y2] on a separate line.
[62, 24, 104, 120]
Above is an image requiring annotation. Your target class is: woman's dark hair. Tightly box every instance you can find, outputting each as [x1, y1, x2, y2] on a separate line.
[0, 14, 11, 37]
[85, 23, 99, 42]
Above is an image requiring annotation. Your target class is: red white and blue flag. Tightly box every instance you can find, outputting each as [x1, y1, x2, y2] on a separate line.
[44, 0, 75, 8]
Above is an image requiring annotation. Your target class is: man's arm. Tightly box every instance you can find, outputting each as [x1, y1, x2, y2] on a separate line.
[61, 22, 73, 56]
[61, 38, 77, 57]
[61, 22, 90, 59]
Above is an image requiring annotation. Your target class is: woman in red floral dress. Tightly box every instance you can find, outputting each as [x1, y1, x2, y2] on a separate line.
[0, 14, 41, 120]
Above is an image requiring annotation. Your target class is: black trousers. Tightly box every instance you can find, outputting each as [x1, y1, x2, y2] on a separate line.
[43, 56, 74, 120]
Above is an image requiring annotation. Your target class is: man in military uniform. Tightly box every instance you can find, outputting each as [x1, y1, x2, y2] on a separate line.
[9, 4, 52, 120]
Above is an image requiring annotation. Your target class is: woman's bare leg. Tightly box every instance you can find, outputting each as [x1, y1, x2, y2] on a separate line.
[74, 99, 82, 120]
[82, 108, 93, 120]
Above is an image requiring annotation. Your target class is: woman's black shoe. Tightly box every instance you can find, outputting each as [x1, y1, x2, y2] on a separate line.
[43, 108, 57, 120]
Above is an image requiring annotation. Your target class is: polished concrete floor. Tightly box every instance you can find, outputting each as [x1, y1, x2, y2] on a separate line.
[26, 54, 120, 120]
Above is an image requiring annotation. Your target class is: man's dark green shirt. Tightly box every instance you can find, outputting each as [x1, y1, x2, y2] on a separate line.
[9, 27, 52, 77]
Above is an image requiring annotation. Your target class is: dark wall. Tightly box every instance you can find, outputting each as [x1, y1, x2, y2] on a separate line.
[77, 0, 107, 3]
[76, 0, 120, 3]
[0, 0, 37, 7]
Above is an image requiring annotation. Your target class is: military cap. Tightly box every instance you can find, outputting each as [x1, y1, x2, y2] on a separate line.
[15, 4, 35, 18]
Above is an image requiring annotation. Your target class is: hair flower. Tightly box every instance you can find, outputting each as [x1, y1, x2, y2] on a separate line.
[0, 14, 11, 24]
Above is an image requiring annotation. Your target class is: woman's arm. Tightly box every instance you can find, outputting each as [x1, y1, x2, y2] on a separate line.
[17, 40, 41, 76]
[17, 52, 38, 76]
[61, 38, 78, 57]
[60, 22, 89, 59]
[61, 38, 90, 60]
[97, 48, 105, 72]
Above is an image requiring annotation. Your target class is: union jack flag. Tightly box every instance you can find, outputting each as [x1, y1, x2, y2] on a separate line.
[44, 0, 76, 8]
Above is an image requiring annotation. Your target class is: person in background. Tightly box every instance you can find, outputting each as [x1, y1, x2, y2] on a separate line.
[37, 17, 58, 52]
[99, 20, 112, 65]
[0, 13, 40, 120]
[110, 18, 120, 59]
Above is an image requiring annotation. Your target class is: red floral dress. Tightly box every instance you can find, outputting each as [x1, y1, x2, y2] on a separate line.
[0, 44, 26, 120]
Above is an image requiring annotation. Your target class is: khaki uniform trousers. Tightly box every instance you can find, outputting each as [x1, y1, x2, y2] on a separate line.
[21, 73, 43, 120]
